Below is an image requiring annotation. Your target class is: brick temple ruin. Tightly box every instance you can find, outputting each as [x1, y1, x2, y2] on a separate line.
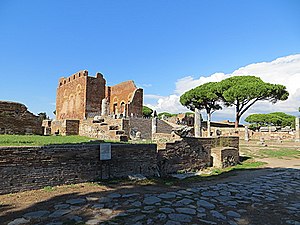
[48, 70, 151, 140]
[56, 70, 143, 120]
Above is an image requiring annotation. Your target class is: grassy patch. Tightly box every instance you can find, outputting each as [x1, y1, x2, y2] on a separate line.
[0, 135, 98, 146]
[0, 135, 156, 146]
[259, 148, 300, 158]
[43, 186, 55, 192]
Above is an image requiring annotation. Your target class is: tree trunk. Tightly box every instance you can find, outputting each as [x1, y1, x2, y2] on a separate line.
[235, 113, 240, 129]
[207, 112, 211, 137]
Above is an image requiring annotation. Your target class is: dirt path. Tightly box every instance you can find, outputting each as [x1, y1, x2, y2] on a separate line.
[256, 157, 300, 169]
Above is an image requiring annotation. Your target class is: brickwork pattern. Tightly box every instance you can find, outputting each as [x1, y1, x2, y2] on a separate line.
[129, 118, 152, 140]
[157, 136, 239, 175]
[0, 101, 42, 135]
[0, 143, 157, 194]
[157, 137, 212, 175]
[157, 120, 174, 134]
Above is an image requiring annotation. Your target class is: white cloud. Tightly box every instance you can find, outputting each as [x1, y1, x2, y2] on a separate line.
[145, 95, 188, 114]
[138, 83, 152, 88]
[144, 94, 164, 100]
[145, 54, 300, 121]
[175, 72, 230, 95]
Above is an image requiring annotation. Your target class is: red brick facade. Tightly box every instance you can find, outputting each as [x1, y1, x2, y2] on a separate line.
[56, 70, 143, 120]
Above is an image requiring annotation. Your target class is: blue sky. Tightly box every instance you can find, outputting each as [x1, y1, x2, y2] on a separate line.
[0, 0, 299, 120]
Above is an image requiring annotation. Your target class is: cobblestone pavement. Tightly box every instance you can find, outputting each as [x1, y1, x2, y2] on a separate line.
[6, 168, 300, 225]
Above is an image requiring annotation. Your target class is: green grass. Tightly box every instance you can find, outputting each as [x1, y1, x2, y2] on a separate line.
[43, 186, 55, 192]
[259, 148, 300, 158]
[0, 135, 97, 146]
[0, 135, 157, 146]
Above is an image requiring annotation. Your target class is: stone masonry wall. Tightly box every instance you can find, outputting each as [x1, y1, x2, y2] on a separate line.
[56, 70, 88, 120]
[157, 120, 174, 134]
[129, 118, 152, 140]
[157, 136, 239, 175]
[0, 143, 157, 194]
[108, 81, 143, 117]
[79, 118, 125, 140]
[157, 137, 211, 175]
[0, 101, 42, 135]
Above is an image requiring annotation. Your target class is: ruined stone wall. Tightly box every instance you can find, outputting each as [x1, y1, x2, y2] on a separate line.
[211, 147, 240, 168]
[56, 71, 106, 120]
[0, 143, 157, 194]
[127, 88, 143, 117]
[56, 70, 88, 120]
[157, 137, 212, 175]
[108, 81, 143, 117]
[0, 101, 42, 135]
[51, 120, 80, 136]
[85, 73, 106, 118]
[152, 133, 181, 150]
[129, 118, 152, 140]
[157, 120, 174, 134]
[79, 118, 127, 141]
[157, 136, 239, 175]
[247, 131, 294, 141]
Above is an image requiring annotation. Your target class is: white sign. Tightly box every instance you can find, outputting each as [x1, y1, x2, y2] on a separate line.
[100, 143, 111, 160]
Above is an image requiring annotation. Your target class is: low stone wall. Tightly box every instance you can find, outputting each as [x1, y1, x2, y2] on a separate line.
[51, 120, 80, 136]
[129, 117, 152, 140]
[157, 138, 211, 175]
[0, 143, 157, 194]
[157, 120, 174, 134]
[157, 136, 239, 175]
[211, 147, 239, 168]
[79, 118, 127, 141]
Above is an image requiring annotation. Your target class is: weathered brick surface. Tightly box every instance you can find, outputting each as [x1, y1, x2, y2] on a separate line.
[211, 147, 239, 168]
[0, 101, 42, 135]
[0, 143, 157, 194]
[79, 118, 126, 141]
[56, 71, 105, 120]
[51, 120, 80, 136]
[157, 138, 211, 175]
[129, 118, 152, 139]
[56, 71, 143, 120]
[108, 81, 143, 117]
[157, 120, 174, 134]
[157, 136, 239, 175]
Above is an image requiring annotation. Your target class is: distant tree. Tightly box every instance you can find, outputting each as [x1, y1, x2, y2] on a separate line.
[153, 110, 158, 118]
[142, 106, 153, 118]
[158, 112, 178, 119]
[245, 112, 295, 129]
[180, 82, 222, 136]
[218, 76, 289, 128]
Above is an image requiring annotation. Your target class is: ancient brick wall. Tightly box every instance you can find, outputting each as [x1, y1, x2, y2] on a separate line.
[152, 133, 181, 150]
[85, 73, 106, 118]
[157, 119, 174, 134]
[0, 143, 157, 194]
[157, 136, 239, 175]
[0, 101, 42, 135]
[56, 70, 88, 120]
[212, 136, 239, 150]
[79, 118, 126, 141]
[56, 71, 106, 120]
[129, 118, 152, 139]
[211, 147, 239, 168]
[157, 137, 212, 175]
[108, 81, 143, 117]
[51, 120, 80, 136]
[127, 88, 143, 117]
